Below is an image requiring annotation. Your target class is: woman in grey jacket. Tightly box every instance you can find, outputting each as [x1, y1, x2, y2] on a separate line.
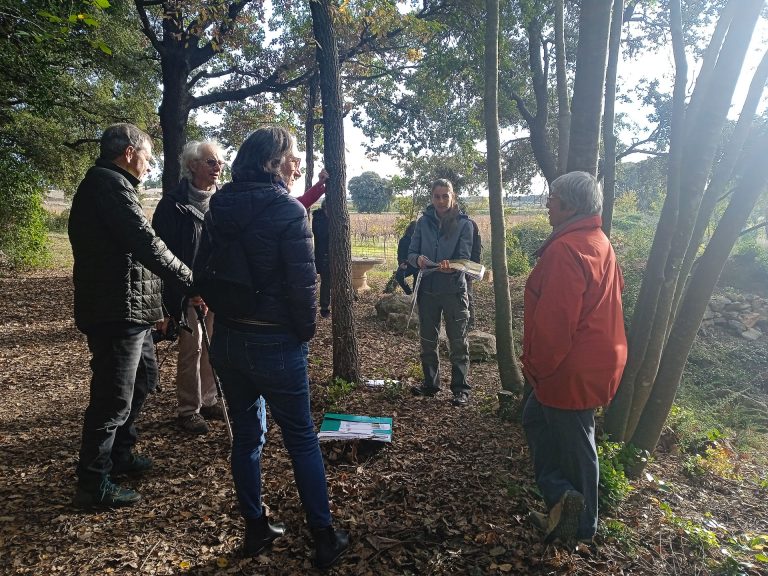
[408, 179, 473, 406]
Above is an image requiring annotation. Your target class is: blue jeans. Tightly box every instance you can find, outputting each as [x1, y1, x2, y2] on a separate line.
[209, 325, 332, 528]
[522, 392, 598, 540]
[77, 324, 156, 483]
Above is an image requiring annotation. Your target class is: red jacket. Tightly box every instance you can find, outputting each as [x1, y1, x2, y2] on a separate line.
[295, 180, 326, 210]
[521, 215, 627, 410]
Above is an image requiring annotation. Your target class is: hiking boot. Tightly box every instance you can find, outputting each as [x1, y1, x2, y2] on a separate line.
[111, 453, 153, 476]
[320, 309, 331, 318]
[451, 391, 469, 406]
[243, 506, 286, 557]
[73, 477, 141, 509]
[178, 413, 209, 435]
[411, 384, 439, 397]
[312, 526, 350, 570]
[545, 490, 585, 543]
[528, 510, 550, 533]
[200, 403, 226, 421]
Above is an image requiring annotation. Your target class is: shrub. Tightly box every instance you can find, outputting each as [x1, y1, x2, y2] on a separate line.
[0, 157, 49, 270]
[45, 208, 70, 232]
[597, 440, 642, 511]
[505, 216, 550, 277]
[326, 377, 356, 408]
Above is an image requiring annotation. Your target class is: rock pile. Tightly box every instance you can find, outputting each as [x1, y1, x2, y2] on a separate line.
[701, 292, 768, 340]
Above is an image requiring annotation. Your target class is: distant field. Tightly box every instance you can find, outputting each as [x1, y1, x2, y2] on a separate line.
[348, 211, 541, 266]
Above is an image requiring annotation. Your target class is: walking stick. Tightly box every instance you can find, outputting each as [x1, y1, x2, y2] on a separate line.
[194, 305, 233, 444]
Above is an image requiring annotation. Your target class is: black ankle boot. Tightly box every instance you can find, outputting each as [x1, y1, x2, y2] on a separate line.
[243, 507, 286, 557]
[312, 526, 350, 570]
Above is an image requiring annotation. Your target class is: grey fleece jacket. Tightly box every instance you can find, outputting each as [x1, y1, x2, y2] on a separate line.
[407, 205, 473, 294]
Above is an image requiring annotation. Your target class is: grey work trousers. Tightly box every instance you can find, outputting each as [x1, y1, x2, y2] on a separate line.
[176, 304, 217, 417]
[417, 290, 470, 394]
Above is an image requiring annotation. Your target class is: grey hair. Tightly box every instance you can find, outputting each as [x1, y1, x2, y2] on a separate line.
[550, 171, 603, 216]
[431, 178, 454, 195]
[231, 126, 293, 181]
[99, 123, 151, 161]
[180, 140, 223, 180]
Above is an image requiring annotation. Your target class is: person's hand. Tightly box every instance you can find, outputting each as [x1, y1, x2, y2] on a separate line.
[417, 255, 429, 269]
[318, 168, 329, 184]
[399, 262, 408, 269]
[438, 259, 453, 273]
[189, 295, 208, 317]
[155, 316, 170, 334]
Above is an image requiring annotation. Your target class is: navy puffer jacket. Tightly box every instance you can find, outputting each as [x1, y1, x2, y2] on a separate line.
[195, 176, 317, 342]
[68, 160, 193, 332]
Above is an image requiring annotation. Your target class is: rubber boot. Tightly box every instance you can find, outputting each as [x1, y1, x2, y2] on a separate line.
[312, 526, 350, 570]
[243, 507, 286, 556]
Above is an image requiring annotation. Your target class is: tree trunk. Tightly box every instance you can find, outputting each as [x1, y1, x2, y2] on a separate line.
[304, 72, 319, 191]
[566, 0, 613, 175]
[630, 128, 768, 459]
[600, 0, 624, 237]
[310, 0, 360, 384]
[554, 0, 570, 177]
[158, 44, 191, 194]
[485, 0, 524, 396]
[604, 0, 765, 442]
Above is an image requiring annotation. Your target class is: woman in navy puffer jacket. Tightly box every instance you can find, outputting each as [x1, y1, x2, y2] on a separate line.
[196, 127, 349, 569]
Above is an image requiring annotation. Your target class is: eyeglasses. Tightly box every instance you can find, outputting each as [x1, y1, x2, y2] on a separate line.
[204, 158, 225, 168]
[287, 156, 302, 168]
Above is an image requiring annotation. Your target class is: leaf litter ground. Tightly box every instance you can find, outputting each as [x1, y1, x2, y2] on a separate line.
[1, 270, 767, 575]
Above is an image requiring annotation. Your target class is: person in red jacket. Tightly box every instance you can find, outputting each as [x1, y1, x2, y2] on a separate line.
[521, 171, 627, 545]
[279, 141, 328, 209]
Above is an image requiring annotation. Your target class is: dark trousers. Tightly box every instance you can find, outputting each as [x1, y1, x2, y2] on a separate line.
[417, 291, 470, 394]
[522, 392, 598, 540]
[318, 270, 331, 312]
[466, 277, 475, 329]
[77, 324, 156, 484]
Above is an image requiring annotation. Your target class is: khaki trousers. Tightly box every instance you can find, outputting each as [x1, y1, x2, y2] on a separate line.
[176, 304, 217, 417]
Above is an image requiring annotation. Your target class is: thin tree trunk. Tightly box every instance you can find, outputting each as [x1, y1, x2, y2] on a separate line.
[630, 128, 768, 460]
[600, 0, 624, 237]
[555, 0, 570, 177]
[310, 0, 360, 384]
[605, 0, 764, 440]
[485, 0, 524, 395]
[305, 72, 319, 191]
[566, 0, 613, 175]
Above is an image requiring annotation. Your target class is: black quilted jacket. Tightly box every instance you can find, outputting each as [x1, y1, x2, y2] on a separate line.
[68, 159, 194, 332]
[195, 174, 317, 342]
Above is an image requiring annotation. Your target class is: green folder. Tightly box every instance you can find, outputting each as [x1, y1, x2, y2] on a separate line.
[318, 413, 393, 442]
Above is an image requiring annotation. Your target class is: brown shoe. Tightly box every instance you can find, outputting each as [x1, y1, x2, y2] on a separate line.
[544, 490, 585, 543]
[200, 403, 226, 421]
[177, 413, 209, 435]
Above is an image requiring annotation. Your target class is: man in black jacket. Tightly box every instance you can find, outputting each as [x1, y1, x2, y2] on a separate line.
[153, 140, 225, 435]
[68, 123, 201, 508]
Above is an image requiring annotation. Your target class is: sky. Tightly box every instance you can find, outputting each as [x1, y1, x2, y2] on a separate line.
[193, 10, 768, 197]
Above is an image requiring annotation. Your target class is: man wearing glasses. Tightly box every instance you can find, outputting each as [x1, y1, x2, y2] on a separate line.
[280, 146, 329, 209]
[69, 124, 200, 507]
[153, 140, 226, 435]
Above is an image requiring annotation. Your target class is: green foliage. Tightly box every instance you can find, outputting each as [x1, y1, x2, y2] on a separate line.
[380, 379, 406, 401]
[505, 216, 550, 277]
[349, 172, 394, 213]
[682, 443, 742, 482]
[405, 360, 423, 382]
[659, 501, 719, 553]
[599, 519, 635, 552]
[0, 157, 49, 269]
[597, 440, 640, 511]
[45, 209, 70, 233]
[326, 377, 356, 409]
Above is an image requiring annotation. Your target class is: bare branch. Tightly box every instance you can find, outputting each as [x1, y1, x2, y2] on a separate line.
[134, 0, 163, 55]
